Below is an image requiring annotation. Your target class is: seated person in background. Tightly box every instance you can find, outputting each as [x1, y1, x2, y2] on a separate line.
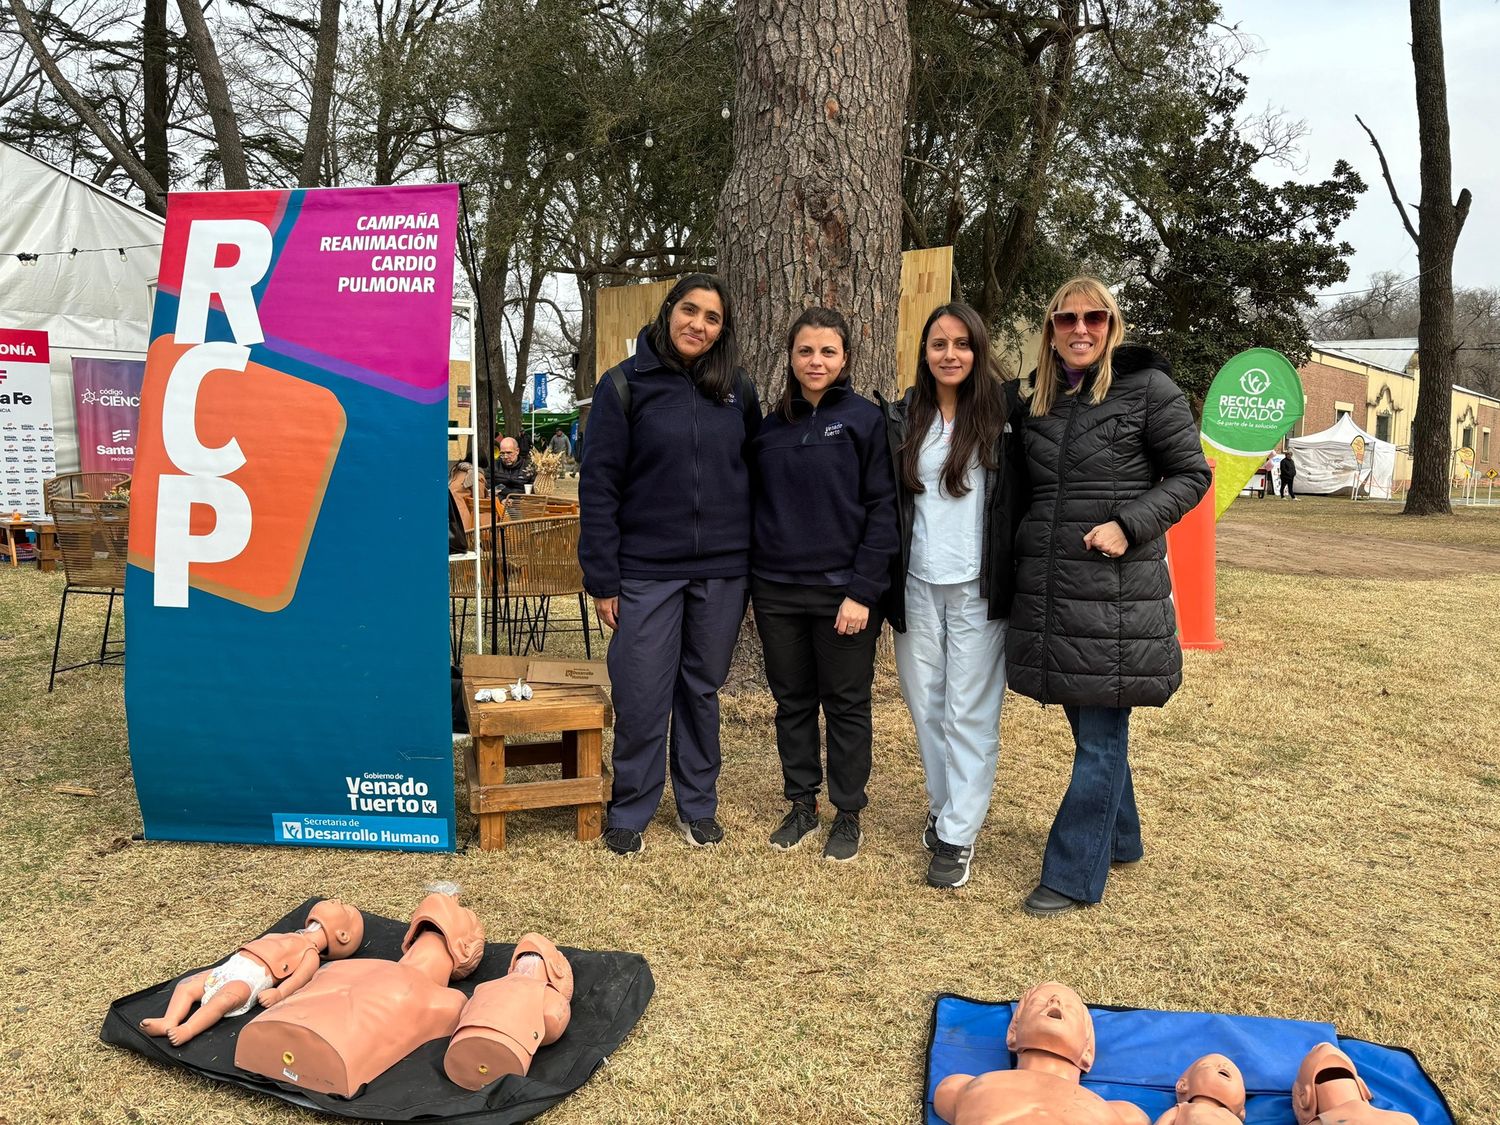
[493, 437, 537, 497]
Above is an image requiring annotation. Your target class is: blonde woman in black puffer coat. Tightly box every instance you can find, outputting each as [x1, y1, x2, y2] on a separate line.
[1007, 276, 1211, 918]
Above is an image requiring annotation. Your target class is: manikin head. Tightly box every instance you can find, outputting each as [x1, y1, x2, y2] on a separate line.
[1006, 981, 1096, 1072]
[401, 892, 486, 980]
[1176, 1054, 1247, 1119]
[1292, 1043, 1373, 1125]
[305, 899, 365, 958]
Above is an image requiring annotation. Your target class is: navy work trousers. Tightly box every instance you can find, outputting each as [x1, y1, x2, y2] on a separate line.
[605, 576, 747, 832]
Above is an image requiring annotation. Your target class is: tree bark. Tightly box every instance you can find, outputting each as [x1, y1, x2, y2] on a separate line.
[7, 0, 165, 211]
[143, 0, 170, 212]
[175, 0, 251, 189]
[1404, 0, 1471, 515]
[718, 0, 911, 399]
[298, 0, 342, 187]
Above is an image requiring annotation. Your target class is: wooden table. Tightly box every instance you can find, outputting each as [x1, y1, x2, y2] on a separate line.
[461, 656, 612, 850]
[1, 518, 57, 571]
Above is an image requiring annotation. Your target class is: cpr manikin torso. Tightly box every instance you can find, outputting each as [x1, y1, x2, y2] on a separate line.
[932, 982, 1149, 1125]
[1292, 1044, 1417, 1125]
[1155, 1054, 1247, 1125]
[139, 899, 364, 1046]
[444, 933, 575, 1089]
[234, 892, 485, 1098]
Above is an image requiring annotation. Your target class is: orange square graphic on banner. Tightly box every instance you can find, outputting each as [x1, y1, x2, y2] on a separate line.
[128, 335, 346, 611]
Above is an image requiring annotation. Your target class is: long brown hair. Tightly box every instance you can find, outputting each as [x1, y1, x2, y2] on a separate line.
[1026, 276, 1126, 416]
[899, 303, 1006, 498]
[774, 306, 851, 422]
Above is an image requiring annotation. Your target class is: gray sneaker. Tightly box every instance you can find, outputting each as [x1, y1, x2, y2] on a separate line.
[922, 813, 938, 853]
[769, 801, 819, 850]
[822, 811, 862, 862]
[926, 839, 974, 888]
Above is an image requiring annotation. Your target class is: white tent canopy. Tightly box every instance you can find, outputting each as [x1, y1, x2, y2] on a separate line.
[1288, 413, 1398, 499]
[0, 142, 164, 472]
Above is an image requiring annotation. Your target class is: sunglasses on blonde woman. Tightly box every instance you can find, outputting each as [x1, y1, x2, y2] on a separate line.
[1051, 309, 1111, 330]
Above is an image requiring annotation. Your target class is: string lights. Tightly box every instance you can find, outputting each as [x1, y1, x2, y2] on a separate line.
[4, 241, 159, 266]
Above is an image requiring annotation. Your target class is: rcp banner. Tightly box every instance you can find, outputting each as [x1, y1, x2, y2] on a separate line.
[72, 356, 146, 474]
[1200, 348, 1304, 519]
[125, 184, 459, 850]
[0, 328, 57, 518]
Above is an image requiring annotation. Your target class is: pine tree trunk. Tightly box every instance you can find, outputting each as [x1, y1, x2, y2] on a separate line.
[718, 0, 910, 399]
[1404, 0, 1470, 515]
[298, 0, 342, 187]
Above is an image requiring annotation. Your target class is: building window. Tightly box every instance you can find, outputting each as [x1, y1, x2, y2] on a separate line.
[1484, 429, 1492, 461]
[1335, 401, 1354, 421]
[1375, 413, 1392, 442]
[1462, 425, 1475, 452]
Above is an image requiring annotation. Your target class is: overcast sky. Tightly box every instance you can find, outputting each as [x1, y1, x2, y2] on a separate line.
[1219, 1, 1498, 297]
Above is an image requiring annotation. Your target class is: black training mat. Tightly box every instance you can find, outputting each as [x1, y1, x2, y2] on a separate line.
[101, 898, 655, 1123]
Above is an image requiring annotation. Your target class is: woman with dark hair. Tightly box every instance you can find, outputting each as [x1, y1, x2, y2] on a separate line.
[750, 307, 898, 862]
[1008, 276, 1211, 915]
[879, 302, 1026, 889]
[579, 273, 761, 856]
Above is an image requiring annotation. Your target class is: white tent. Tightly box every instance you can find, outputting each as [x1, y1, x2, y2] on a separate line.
[1288, 413, 1398, 499]
[0, 142, 164, 472]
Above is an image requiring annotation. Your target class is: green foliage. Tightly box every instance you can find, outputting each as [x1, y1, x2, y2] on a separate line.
[1097, 68, 1364, 400]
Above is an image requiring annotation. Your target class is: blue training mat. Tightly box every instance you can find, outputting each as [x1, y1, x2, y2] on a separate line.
[924, 994, 1454, 1125]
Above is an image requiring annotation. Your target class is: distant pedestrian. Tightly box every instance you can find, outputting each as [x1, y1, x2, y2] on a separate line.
[1280, 450, 1297, 499]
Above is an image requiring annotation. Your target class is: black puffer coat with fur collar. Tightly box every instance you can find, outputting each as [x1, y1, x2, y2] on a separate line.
[1006, 345, 1211, 708]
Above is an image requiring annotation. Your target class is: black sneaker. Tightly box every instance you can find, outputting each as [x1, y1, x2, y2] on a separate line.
[922, 813, 938, 853]
[926, 839, 974, 888]
[769, 801, 819, 850]
[822, 811, 862, 862]
[677, 815, 725, 847]
[603, 827, 643, 856]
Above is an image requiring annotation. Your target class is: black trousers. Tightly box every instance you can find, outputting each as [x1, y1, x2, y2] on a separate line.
[1280, 477, 1295, 498]
[751, 577, 881, 813]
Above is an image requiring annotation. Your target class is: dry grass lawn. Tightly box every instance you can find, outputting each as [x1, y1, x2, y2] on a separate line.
[1, 496, 1497, 1124]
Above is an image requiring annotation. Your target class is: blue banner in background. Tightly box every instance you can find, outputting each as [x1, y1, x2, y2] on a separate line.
[123, 184, 460, 851]
[533, 370, 548, 409]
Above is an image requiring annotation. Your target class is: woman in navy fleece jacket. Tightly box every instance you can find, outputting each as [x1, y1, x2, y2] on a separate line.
[750, 307, 898, 863]
[579, 274, 760, 856]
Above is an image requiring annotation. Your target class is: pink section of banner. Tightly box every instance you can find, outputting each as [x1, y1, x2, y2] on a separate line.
[71, 356, 146, 474]
[255, 185, 459, 396]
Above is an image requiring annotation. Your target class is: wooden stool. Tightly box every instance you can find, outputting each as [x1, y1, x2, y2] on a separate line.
[461, 656, 612, 850]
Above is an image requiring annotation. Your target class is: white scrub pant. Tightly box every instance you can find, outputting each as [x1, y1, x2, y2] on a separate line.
[893, 575, 1006, 847]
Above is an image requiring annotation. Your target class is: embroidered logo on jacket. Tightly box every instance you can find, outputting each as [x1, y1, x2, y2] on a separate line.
[823, 421, 845, 438]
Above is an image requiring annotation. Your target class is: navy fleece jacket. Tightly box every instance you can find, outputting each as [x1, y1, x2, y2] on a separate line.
[750, 382, 898, 607]
[579, 329, 760, 597]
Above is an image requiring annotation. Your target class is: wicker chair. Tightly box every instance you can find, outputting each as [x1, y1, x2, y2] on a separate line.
[43, 472, 131, 514]
[495, 515, 596, 656]
[48, 497, 129, 690]
[501, 493, 579, 520]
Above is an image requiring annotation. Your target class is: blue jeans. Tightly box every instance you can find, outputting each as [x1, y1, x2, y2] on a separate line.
[1039, 705, 1142, 903]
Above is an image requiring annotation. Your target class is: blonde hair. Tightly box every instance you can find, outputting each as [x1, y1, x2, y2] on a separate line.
[1026, 276, 1126, 417]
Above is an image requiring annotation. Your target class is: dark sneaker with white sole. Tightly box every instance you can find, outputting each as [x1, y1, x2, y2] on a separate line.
[822, 811, 862, 862]
[926, 839, 973, 888]
[603, 827, 643, 856]
[922, 813, 938, 853]
[678, 815, 725, 847]
[769, 801, 819, 850]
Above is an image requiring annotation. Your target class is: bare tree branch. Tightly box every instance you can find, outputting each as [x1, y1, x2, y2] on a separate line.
[1356, 113, 1419, 246]
[6, 0, 165, 210]
[175, 0, 250, 188]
